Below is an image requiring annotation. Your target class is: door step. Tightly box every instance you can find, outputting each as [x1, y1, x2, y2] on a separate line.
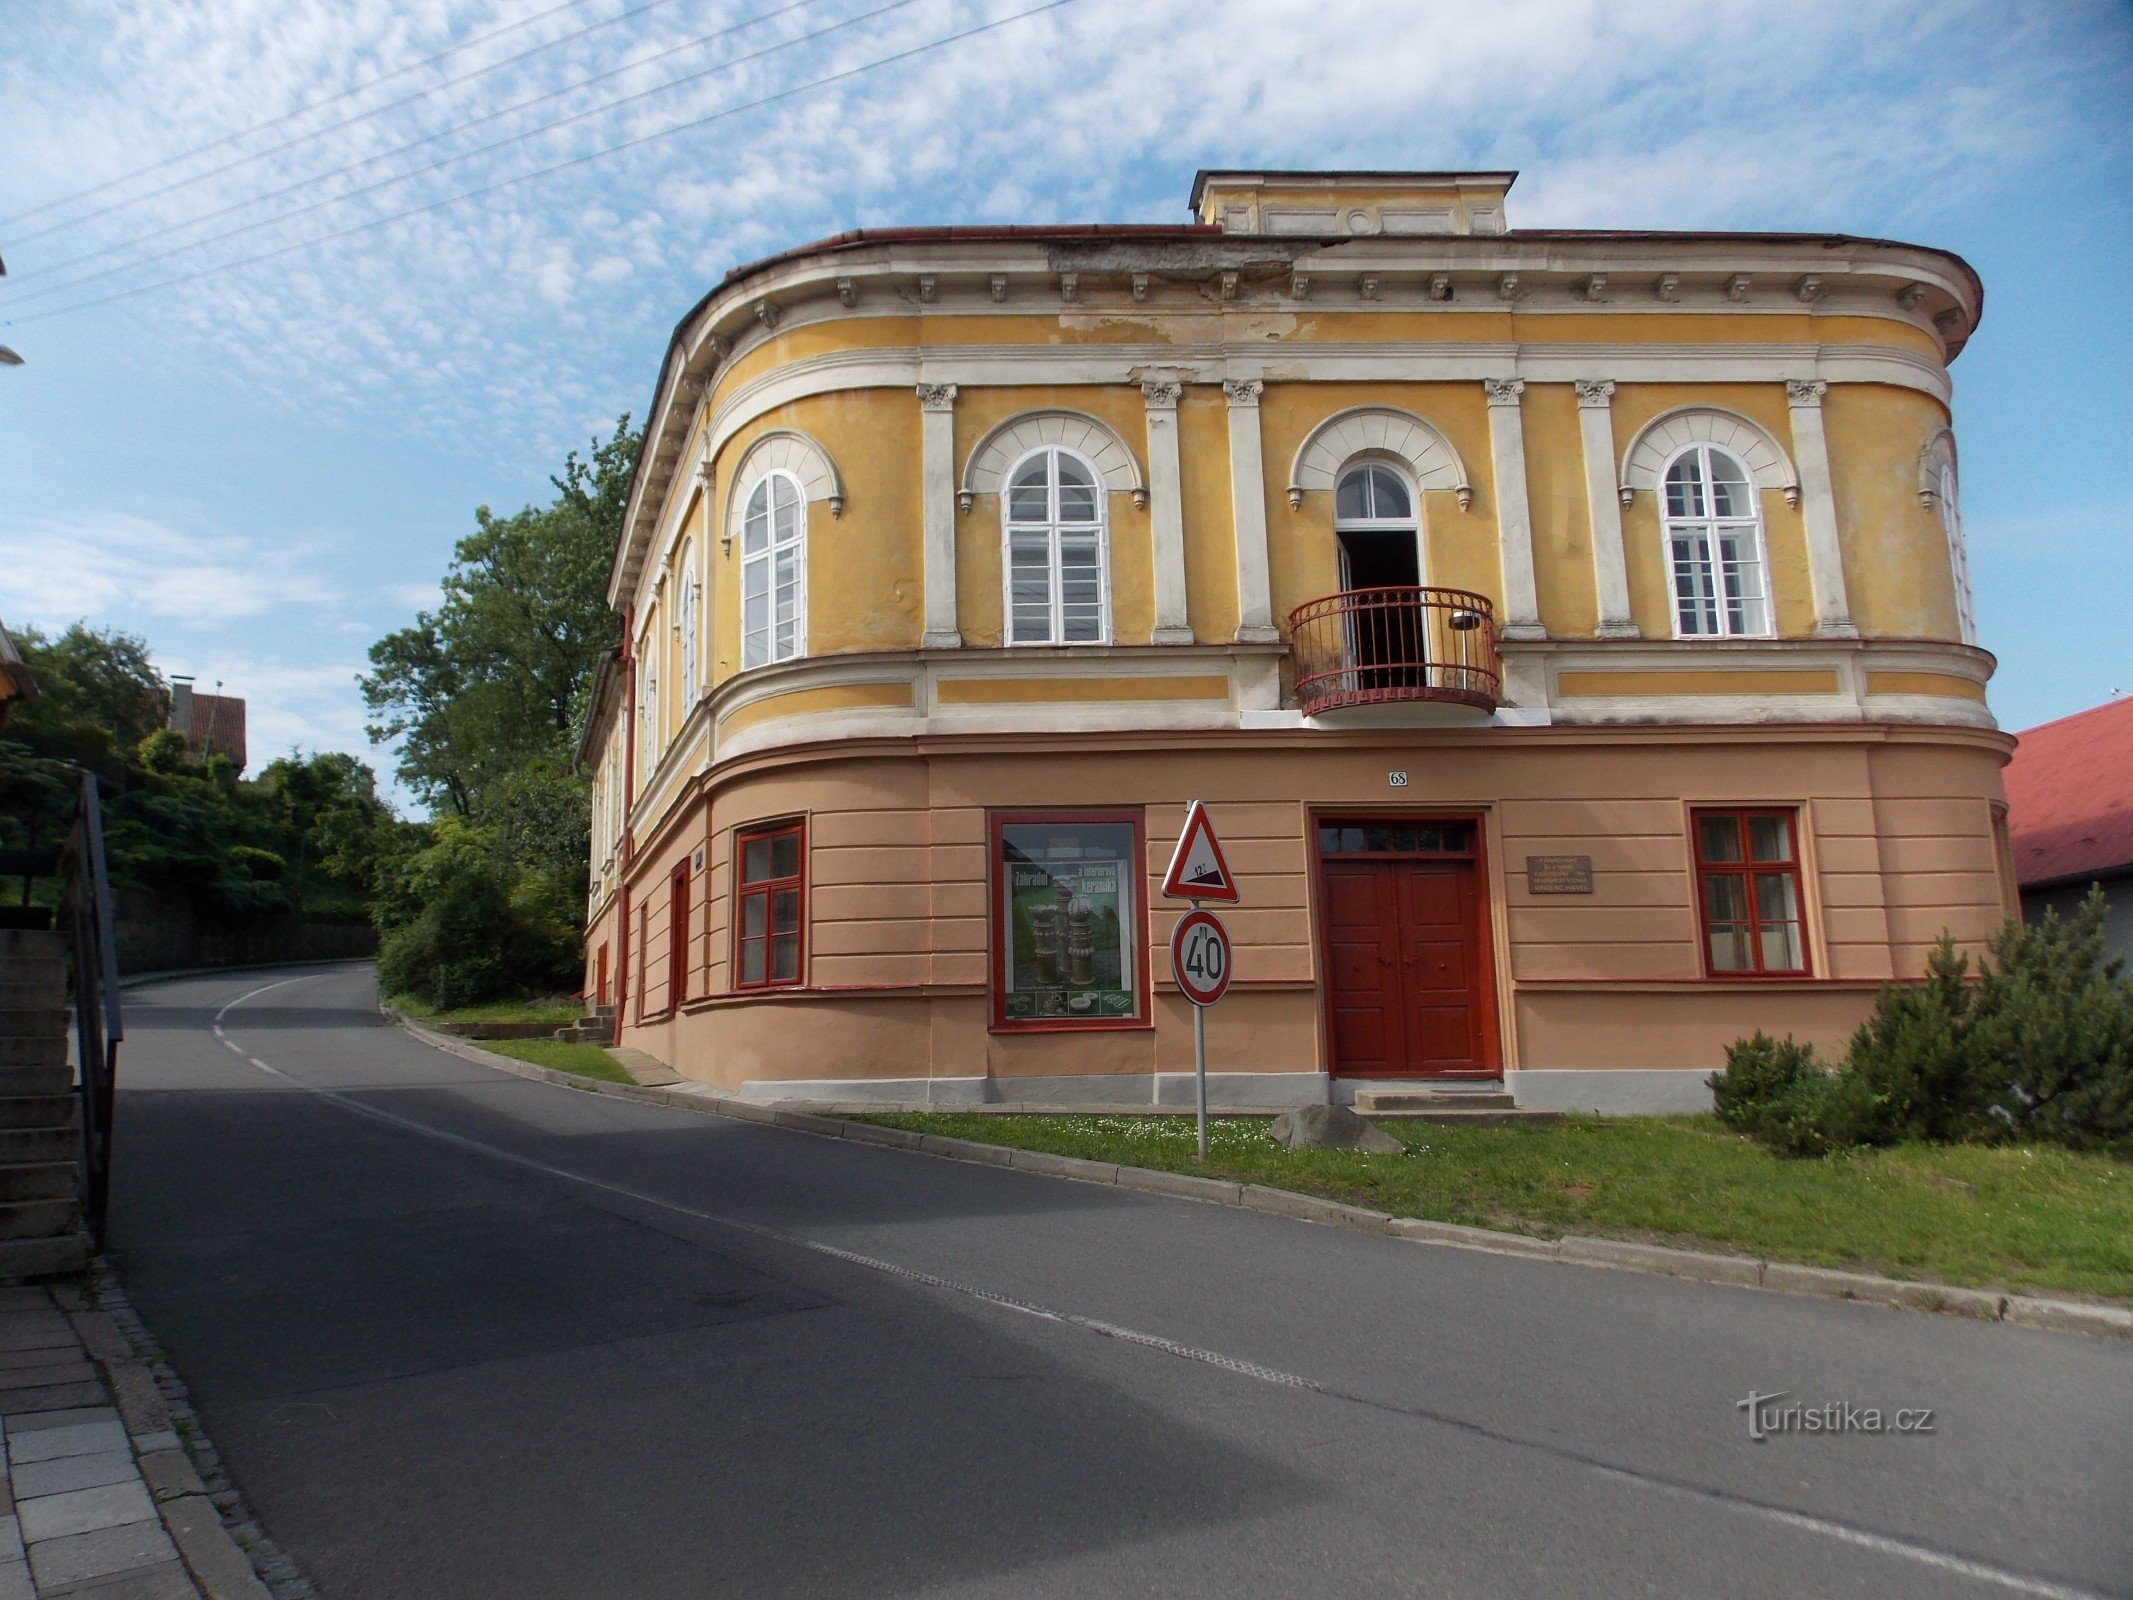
[1351, 1087, 1518, 1114]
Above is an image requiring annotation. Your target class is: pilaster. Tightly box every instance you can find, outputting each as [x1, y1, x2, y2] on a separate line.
[1224, 378, 1279, 644]
[1574, 380, 1639, 638]
[918, 383, 961, 649]
[1140, 379, 1194, 644]
[1484, 378, 1546, 641]
[1786, 380, 1859, 639]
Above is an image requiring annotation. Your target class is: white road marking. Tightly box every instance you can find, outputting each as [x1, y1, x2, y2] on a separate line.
[202, 972, 2118, 1600]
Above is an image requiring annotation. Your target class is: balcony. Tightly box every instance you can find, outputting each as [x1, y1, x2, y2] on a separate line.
[1287, 587, 1500, 717]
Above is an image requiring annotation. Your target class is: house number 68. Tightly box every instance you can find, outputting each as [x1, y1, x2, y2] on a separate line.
[1387, 770, 1409, 788]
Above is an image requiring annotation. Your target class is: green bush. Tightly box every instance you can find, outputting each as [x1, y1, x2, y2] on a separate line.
[1971, 898, 2133, 1146]
[224, 845, 286, 882]
[1838, 936, 1989, 1145]
[1712, 889, 2133, 1156]
[1709, 1033, 1841, 1156]
[373, 820, 579, 1008]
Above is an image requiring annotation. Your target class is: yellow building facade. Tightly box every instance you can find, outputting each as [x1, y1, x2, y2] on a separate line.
[579, 170, 2008, 1112]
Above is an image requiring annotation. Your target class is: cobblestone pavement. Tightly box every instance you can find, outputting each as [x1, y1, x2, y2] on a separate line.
[0, 1278, 300, 1600]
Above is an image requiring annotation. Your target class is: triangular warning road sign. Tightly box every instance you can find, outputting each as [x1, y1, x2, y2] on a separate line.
[1162, 800, 1240, 902]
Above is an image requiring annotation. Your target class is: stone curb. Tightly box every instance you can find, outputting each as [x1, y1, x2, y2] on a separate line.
[389, 1008, 2133, 1341]
[77, 1274, 307, 1600]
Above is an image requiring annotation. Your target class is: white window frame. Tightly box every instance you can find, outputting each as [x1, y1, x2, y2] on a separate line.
[1659, 442, 1775, 639]
[1936, 459, 1978, 646]
[676, 542, 700, 709]
[1000, 444, 1111, 646]
[740, 469, 808, 670]
[1330, 458, 1425, 589]
[638, 646, 658, 770]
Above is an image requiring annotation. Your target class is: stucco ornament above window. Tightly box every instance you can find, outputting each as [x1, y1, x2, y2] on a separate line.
[959, 411, 1146, 515]
[1916, 426, 1958, 509]
[723, 430, 843, 546]
[1618, 407, 1798, 510]
[1287, 406, 1472, 511]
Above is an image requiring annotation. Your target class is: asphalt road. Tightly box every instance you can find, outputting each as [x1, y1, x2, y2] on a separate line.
[107, 963, 2131, 1600]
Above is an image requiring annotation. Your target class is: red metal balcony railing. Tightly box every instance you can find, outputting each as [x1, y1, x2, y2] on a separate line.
[1287, 587, 1500, 715]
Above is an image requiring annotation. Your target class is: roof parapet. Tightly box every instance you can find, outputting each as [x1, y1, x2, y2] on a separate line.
[1190, 169, 1517, 237]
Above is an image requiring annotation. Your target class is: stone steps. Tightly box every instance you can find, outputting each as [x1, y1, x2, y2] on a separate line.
[0, 972, 67, 1005]
[0, 1162, 85, 1203]
[1350, 1087, 1518, 1113]
[0, 934, 89, 1278]
[0, 1034, 66, 1068]
[0, 1233, 90, 1277]
[0, 1095, 79, 1131]
[0, 1065, 73, 1098]
[0, 1196, 80, 1239]
[0, 1004, 69, 1040]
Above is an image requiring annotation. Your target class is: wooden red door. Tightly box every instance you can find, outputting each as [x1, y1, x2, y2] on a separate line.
[1320, 848, 1492, 1078]
[1323, 862, 1408, 1075]
[1393, 861, 1487, 1074]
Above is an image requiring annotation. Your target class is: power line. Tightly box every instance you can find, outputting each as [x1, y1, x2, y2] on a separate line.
[12, 0, 833, 296]
[0, 0, 611, 233]
[8, 0, 701, 253]
[4, 0, 903, 312]
[3, 0, 1078, 331]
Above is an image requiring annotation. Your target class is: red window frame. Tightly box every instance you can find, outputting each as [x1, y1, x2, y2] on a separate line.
[732, 820, 806, 991]
[988, 808, 1151, 1033]
[1691, 808, 1810, 977]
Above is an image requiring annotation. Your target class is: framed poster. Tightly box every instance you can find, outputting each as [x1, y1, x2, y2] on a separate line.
[989, 810, 1147, 1031]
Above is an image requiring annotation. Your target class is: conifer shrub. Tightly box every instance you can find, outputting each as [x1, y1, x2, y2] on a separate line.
[1709, 889, 2133, 1155]
[1709, 1032, 1840, 1156]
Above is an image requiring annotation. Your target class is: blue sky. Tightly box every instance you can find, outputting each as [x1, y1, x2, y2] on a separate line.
[2, 0, 2129, 811]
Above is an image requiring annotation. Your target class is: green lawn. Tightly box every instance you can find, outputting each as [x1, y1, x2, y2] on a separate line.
[472, 1038, 635, 1085]
[854, 1112, 2133, 1304]
[388, 994, 582, 1027]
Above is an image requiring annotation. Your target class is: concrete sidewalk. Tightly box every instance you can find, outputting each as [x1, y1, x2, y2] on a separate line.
[0, 1281, 284, 1600]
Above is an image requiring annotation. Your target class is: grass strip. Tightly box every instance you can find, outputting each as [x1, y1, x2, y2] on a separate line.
[470, 1038, 634, 1085]
[853, 1111, 2133, 1304]
[388, 994, 581, 1026]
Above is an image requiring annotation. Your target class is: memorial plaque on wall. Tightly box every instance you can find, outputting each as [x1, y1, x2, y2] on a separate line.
[1526, 854, 1595, 894]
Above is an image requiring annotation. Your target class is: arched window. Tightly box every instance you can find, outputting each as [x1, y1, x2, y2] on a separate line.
[1004, 446, 1108, 645]
[677, 545, 699, 708]
[741, 471, 806, 669]
[1935, 459, 1977, 645]
[1662, 444, 1772, 637]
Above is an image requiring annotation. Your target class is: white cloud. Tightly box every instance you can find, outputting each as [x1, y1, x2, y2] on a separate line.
[7, 512, 341, 622]
[5, 0, 2122, 465]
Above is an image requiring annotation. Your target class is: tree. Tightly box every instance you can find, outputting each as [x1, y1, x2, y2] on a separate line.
[362, 418, 635, 818]
[6, 623, 167, 761]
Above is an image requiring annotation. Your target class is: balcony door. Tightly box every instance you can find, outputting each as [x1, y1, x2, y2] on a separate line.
[1316, 817, 1498, 1079]
[1334, 463, 1424, 693]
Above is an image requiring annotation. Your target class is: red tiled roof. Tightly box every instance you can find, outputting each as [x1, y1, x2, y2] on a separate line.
[182, 692, 248, 773]
[2002, 697, 2133, 888]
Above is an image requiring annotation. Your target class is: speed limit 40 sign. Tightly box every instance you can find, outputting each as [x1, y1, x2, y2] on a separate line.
[1169, 909, 1233, 1008]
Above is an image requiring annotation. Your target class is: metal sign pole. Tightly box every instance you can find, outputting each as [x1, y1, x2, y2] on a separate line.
[1193, 1002, 1208, 1161]
[1189, 896, 1208, 1160]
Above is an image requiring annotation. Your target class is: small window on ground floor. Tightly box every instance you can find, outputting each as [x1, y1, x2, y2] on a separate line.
[734, 820, 805, 989]
[1693, 808, 1808, 976]
[991, 811, 1145, 1029]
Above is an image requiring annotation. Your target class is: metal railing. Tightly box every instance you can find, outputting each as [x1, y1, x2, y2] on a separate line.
[1287, 587, 1501, 715]
[56, 772, 122, 1245]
